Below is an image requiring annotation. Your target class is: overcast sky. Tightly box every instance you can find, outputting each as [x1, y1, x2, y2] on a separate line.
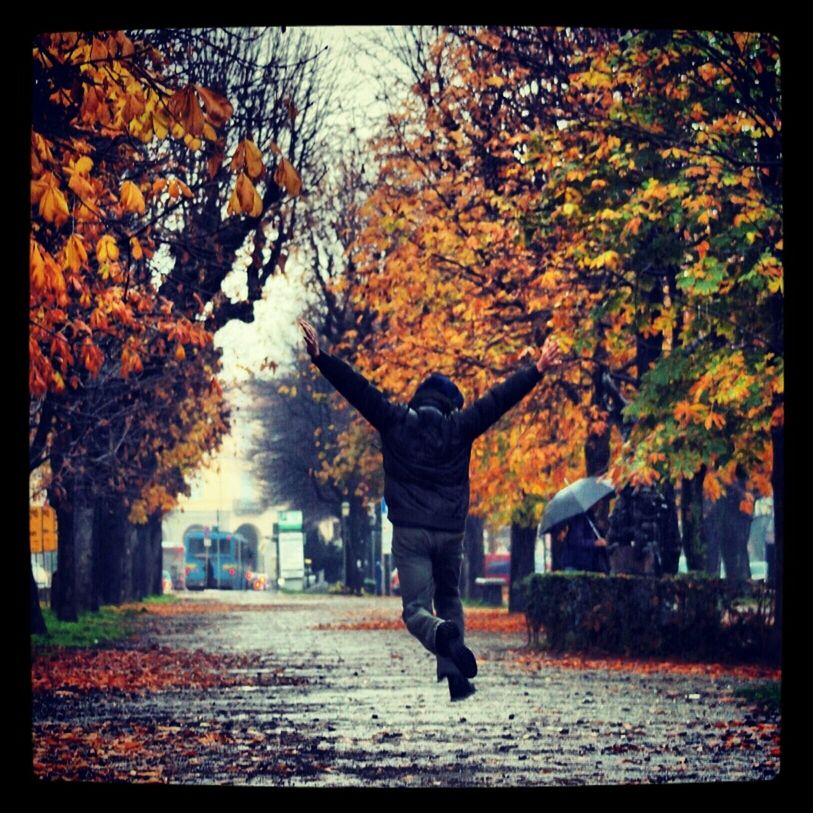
[213, 26, 403, 451]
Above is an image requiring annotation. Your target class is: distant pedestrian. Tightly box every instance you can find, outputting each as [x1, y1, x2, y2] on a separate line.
[300, 319, 562, 701]
[557, 505, 610, 574]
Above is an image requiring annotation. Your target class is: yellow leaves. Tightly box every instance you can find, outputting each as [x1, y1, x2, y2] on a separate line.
[96, 234, 119, 263]
[229, 140, 265, 179]
[120, 180, 146, 214]
[485, 75, 505, 88]
[597, 208, 621, 221]
[227, 173, 262, 217]
[561, 202, 580, 218]
[39, 186, 70, 227]
[590, 250, 620, 270]
[32, 173, 69, 227]
[175, 344, 186, 361]
[30, 240, 48, 291]
[697, 63, 718, 83]
[274, 158, 302, 197]
[64, 234, 88, 272]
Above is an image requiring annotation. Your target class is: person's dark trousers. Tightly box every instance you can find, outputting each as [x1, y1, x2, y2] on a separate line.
[392, 525, 467, 681]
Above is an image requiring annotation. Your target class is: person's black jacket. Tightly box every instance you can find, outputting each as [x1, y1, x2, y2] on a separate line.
[312, 352, 545, 532]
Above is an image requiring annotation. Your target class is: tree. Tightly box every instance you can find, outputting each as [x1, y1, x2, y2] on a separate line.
[30, 28, 325, 622]
[341, 27, 781, 606]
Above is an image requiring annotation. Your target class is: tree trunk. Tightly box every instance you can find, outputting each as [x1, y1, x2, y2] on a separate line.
[30, 568, 47, 634]
[74, 492, 95, 613]
[771, 423, 783, 648]
[464, 514, 485, 600]
[347, 497, 368, 594]
[585, 350, 611, 478]
[149, 514, 164, 596]
[680, 468, 706, 571]
[52, 481, 78, 622]
[98, 497, 125, 605]
[121, 521, 139, 602]
[508, 521, 536, 612]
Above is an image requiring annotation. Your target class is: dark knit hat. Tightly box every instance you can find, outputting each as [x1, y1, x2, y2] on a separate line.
[412, 372, 464, 411]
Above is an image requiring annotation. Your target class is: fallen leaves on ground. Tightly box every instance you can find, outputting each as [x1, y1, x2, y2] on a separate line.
[32, 646, 307, 695]
[33, 719, 333, 783]
[314, 608, 527, 633]
[505, 650, 781, 681]
[116, 600, 280, 616]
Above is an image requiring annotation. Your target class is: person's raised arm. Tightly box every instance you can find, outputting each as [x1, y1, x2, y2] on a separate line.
[298, 319, 398, 431]
[459, 336, 562, 440]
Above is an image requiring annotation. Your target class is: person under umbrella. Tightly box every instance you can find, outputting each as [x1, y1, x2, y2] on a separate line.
[540, 477, 614, 573]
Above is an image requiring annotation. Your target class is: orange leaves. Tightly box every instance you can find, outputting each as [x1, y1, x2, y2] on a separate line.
[166, 85, 205, 136]
[195, 84, 234, 127]
[64, 234, 88, 273]
[230, 139, 265, 178]
[81, 340, 104, 377]
[120, 180, 146, 214]
[121, 344, 144, 379]
[96, 234, 119, 263]
[507, 648, 781, 681]
[274, 157, 302, 197]
[318, 607, 527, 634]
[228, 173, 263, 217]
[33, 173, 70, 227]
[703, 470, 725, 502]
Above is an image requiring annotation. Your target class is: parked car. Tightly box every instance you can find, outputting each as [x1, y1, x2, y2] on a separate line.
[483, 553, 511, 586]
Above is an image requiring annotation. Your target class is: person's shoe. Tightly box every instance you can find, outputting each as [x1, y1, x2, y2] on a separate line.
[448, 675, 476, 702]
[435, 621, 477, 678]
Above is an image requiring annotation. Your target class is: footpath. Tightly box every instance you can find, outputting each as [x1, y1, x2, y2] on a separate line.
[31, 589, 782, 787]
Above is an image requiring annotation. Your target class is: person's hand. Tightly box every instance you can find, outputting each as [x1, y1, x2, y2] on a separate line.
[298, 319, 320, 359]
[536, 335, 562, 374]
[595, 537, 608, 548]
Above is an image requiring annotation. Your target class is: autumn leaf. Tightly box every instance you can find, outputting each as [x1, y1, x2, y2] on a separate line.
[166, 85, 205, 136]
[39, 185, 70, 227]
[120, 181, 146, 214]
[130, 236, 143, 260]
[227, 173, 262, 217]
[96, 234, 119, 262]
[229, 139, 265, 179]
[274, 158, 302, 197]
[195, 84, 234, 127]
[64, 234, 88, 272]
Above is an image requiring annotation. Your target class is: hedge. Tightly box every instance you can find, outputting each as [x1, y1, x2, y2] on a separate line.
[518, 572, 777, 662]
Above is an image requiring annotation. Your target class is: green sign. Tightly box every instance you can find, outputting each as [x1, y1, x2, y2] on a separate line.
[278, 510, 303, 531]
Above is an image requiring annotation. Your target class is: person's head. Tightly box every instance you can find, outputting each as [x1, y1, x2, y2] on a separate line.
[409, 372, 464, 413]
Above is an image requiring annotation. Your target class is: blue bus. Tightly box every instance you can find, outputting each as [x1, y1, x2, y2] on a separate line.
[184, 529, 254, 590]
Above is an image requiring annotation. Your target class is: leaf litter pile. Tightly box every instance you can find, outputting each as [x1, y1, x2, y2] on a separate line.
[32, 600, 319, 783]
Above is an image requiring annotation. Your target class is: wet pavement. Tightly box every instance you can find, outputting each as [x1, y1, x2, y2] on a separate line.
[32, 589, 781, 786]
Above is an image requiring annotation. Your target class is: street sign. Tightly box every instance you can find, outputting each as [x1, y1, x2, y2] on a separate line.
[278, 530, 305, 578]
[30, 506, 57, 554]
[278, 510, 303, 531]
